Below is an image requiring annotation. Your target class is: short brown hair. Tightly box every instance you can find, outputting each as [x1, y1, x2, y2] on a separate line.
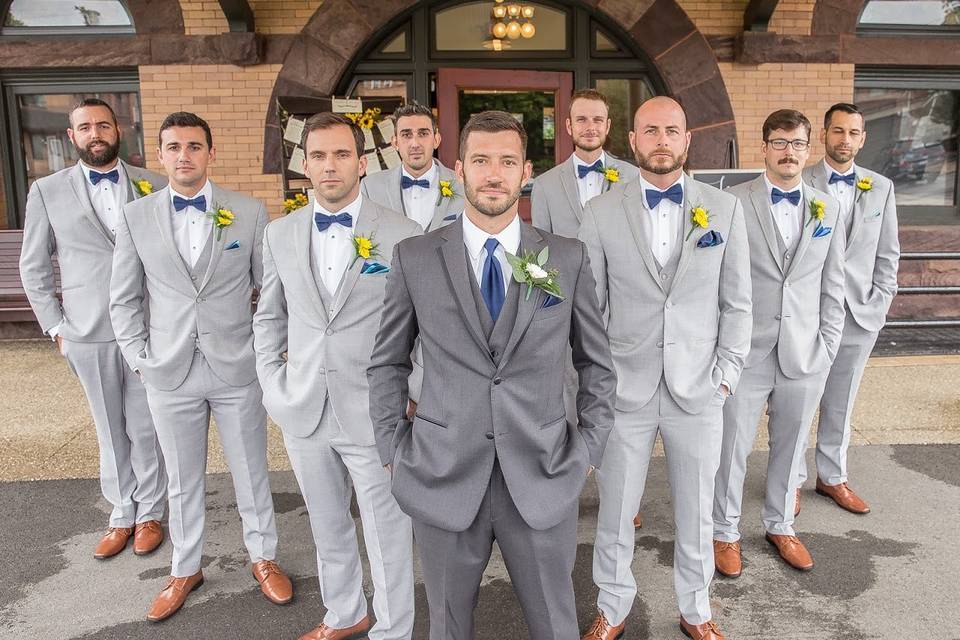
[70, 97, 118, 126]
[392, 102, 437, 133]
[301, 112, 365, 157]
[824, 102, 864, 129]
[159, 111, 213, 148]
[762, 109, 811, 142]
[458, 110, 527, 160]
[569, 89, 610, 115]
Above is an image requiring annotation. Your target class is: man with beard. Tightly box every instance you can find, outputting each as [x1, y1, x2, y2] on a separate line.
[20, 98, 168, 561]
[531, 89, 639, 238]
[798, 103, 899, 516]
[368, 110, 617, 639]
[713, 109, 845, 575]
[578, 97, 751, 640]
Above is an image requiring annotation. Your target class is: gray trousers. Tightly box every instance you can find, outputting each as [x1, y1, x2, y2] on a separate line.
[144, 351, 278, 577]
[800, 313, 878, 486]
[282, 402, 414, 640]
[594, 381, 724, 626]
[61, 339, 165, 528]
[412, 460, 579, 640]
[714, 349, 829, 541]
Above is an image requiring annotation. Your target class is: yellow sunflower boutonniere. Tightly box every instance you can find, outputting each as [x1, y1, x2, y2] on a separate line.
[602, 167, 620, 183]
[806, 198, 826, 228]
[855, 175, 872, 202]
[435, 179, 458, 206]
[207, 204, 235, 241]
[352, 233, 380, 263]
[134, 179, 153, 197]
[283, 192, 309, 214]
[685, 205, 710, 240]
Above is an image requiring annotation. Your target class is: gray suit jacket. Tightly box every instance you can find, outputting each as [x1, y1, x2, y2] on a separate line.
[19, 161, 167, 341]
[109, 182, 268, 391]
[530, 153, 640, 237]
[729, 176, 846, 378]
[367, 220, 617, 532]
[360, 160, 464, 231]
[579, 177, 752, 414]
[253, 199, 422, 442]
[803, 162, 899, 332]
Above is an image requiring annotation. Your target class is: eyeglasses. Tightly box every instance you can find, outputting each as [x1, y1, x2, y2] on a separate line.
[766, 138, 810, 151]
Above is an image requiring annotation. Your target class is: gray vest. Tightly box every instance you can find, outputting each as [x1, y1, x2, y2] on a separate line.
[188, 230, 214, 290]
[773, 207, 803, 267]
[466, 247, 520, 364]
[654, 217, 684, 293]
[309, 246, 336, 320]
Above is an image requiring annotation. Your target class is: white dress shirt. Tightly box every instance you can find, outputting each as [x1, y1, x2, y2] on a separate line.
[80, 160, 129, 236]
[764, 174, 804, 249]
[462, 211, 520, 293]
[400, 162, 439, 231]
[312, 193, 363, 296]
[170, 181, 214, 268]
[824, 160, 856, 215]
[572, 150, 607, 207]
[637, 173, 684, 267]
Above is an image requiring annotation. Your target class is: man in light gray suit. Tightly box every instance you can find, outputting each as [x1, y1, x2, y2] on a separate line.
[110, 112, 292, 622]
[714, 109, 846, 576]
[579, 97, 751, 640]
[20, 98, 167, 561]
[254, 113, 421, 640]
[368, 111, 617, 639]
[801, 103, 899, 515]
[531, 89, 639, 237]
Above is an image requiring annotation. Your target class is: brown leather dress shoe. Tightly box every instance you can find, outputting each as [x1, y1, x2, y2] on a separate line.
[252, 560, 293, 605]
[299, 615, 371, 640]
[147, 571, 204, 622]
[713, 540, 741, 578]
[633, 513, 643, 529]
[94, 527, 134, 559]
[133, 520, 164, 556]
[795, 488, 802, 517]
[680, 617, 725, 640]
[765, 533, 814, 571]
[581, 609, 624, 640]
[816, 478, 870, 514]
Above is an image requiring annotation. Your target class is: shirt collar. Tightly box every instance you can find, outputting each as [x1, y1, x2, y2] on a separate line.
[461, 211, 521, 261]
[314, 192, 363, 220]
[169, 180, 213, 210]
[571, 150, 607, 172]
[401, 161, 439, 186]
[636, 173, 685, 211]
[763, 173, 803, 201]
[823, 159, 855, 178]
[80, 159, 125, 184]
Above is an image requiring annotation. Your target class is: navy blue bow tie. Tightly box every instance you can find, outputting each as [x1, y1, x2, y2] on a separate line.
[89, 169, 119, 185]
[771, 188, 801, 206]
[314, 212, 353, 232]
[829, 172, 856, 186]
[401, 175, 430, 190]
[172, 194, 206, 212]
[645, 183, 683, 209]
[577, 160, 603, 179]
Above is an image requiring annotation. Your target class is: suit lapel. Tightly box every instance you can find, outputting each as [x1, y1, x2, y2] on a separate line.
[621, 181, 666, 293]
[329, 199, 378, 321]
[670, 176, 700, 292]
[559, 159, 583, 223]
[437, 221, 493, 360]
[788, 192, 817, 278]
[123, 161, 145, 203]
[68, 164, 114, 245]
[498, 223, 544, 370]
[198, 183, 227, 293]
[293, 206, 329, 322]
[749, 178, 785, 274]
[153, 187, 194, 284]
[429, 163, 458, 230]
[848, 163, 867, 245]
[386, 166, 406, 216]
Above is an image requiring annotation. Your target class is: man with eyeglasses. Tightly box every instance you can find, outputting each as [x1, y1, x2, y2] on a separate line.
[714, 109, 846, 575]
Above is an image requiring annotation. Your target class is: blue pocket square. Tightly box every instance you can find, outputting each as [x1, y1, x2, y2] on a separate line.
[696, 230, 724, 248]
[870, 209, 882, 218]
[813, 224, 833, 238]
[361, 261, 390, 274]
[442, 213, 459, 221]
[541, 294, 563, 309]
[225, 240, 241, 250]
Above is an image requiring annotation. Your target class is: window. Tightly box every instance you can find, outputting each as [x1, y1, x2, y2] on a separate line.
[432, 0, 569, 55]
[593, 77, 655, 162]
[2, 0, 135, 35]
[858, 0, 960, 34]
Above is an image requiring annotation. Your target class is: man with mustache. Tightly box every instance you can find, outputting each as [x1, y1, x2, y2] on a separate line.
[800, 103, 899, 515]
[579, 97, 751, 640]
[20, 98, 168, 561]
[368, 110, 617, 639]
[713, 109, 845, 575]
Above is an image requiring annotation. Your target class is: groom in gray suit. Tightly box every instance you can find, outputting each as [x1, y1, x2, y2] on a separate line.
[368, 111, 617, 639]
[110, 112, 292, 622]
[20, 98, 167, 560]
[714, 109, 846, 575]
[254, 113, 421, 640]
[801, 103, 899, 515]
[579, 97, 751, 640]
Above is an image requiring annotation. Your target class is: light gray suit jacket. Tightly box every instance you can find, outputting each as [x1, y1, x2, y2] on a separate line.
[19, 161, 167, 341]
[109, 182, 268, 391]
[367, 220, 617, 532]
[530, 153, 640, 237]
[579, 177, 753, 414]
[360, 160, 464, 231]
[803, 162, 899, 332]
[729, 176, 846, 378]
[253, 199, 422, 442]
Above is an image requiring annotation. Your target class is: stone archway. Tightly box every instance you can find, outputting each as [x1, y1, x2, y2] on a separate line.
[811, 0, 866, 35]
[262, 0, 737, 172]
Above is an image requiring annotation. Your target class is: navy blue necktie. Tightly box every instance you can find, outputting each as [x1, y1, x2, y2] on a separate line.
[401, 175, 430, 190]
[829, 172, 855, 186]
[577, 160, 603, 179]
[314, 212, 353, 232]
[645, 183, 683, 209]
[89, 169, 119, 185]
[771, 188, 801, 206]
[172, 194, 206, 212]
[481, 238, 505, 323]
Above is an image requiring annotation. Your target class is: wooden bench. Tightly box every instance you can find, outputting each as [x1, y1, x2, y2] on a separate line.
[0, 230, 59, 323]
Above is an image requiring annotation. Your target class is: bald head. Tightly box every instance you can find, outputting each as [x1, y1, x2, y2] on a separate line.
[629, 96, 691, 182]
[633, 96, 687, 133]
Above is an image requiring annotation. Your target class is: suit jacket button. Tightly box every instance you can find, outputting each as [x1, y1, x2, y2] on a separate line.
[326, 328, 334, 336]
[485, 432, 494, 440]
[189, 332, 197, 339]
[493, 377, 502, 385]
[775, 314, 782, 320]
[656, 341, 663, 348]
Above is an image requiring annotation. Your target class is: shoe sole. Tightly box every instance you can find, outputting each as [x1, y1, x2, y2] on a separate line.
[134, 537, 164, 556]
[147, 578, 204, 623]
[94, 537, 130, 560]
[714, 566, 741, 579]
[765, 535, 813, 571]
[815, 488, 871, 514]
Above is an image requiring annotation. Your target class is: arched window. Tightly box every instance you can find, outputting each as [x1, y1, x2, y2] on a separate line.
[2, 0, 135, 36]
[858, 0, 960, 34]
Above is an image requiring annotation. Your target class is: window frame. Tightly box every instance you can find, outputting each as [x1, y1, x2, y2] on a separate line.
[0, 0, 136, 38]
[856, 0, 960, 37]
